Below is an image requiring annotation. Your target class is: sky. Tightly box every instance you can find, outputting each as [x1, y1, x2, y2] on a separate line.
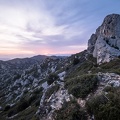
[0, 0, 120, 60]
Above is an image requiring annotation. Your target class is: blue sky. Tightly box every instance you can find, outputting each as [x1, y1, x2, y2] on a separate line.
[0, 0, 120, 59]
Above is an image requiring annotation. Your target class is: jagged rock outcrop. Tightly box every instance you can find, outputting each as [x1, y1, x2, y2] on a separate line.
[37, 81, 72, 120]
[88, 14, 120, 64]
[0, 55, 67, 120]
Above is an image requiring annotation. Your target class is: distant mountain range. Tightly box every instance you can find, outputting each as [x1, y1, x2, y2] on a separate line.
[0, 54, 70, 61]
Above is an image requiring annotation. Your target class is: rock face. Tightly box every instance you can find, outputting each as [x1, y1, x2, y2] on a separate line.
[88, 14, 120, 64]
[38, 81, 72, 120]
[98, 72, 120, 88]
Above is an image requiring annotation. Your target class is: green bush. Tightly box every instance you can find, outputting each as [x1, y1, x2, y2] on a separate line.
[66, 61, 95, 79]
[65, 74, 98, 98]
[28, 95, 37, 105]
[86, 90, 120, 120]
[103, 86, 116, 92]
[17, 100, 29, 112]
[13, 74, 21, 81]
[35, 99, 40, 106]
[8, 110, 16, 117]
[33, 87, 43, 94]
[73, 58, 80, 65]
[99, 59, 120, 74]
[54, 100, 87, 120]
[47, 73, 59, 85]
[86, 95, 108, 115]
[7, 100, 29, 117]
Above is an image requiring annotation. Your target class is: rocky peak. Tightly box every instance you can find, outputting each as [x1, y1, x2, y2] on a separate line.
[99, 14, 120, 37]
[88, 14, 120, 64]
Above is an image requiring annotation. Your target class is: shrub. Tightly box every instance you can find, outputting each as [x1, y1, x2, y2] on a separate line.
[54, 100, 87, 120]
[73, 58, 80, 65]
[47, 73, 59, 85]
[28, 95, 37, 105]
[7, 100, 29, 117]
[65, 74, 98, 98]
[103, 86, 116, 92]
[4, 105, 11, 111]
[17, 100, 29, 112]
[106, 39, 109, 44]
[86, 95, 108, 115]
[114, 46, 119, 50]
[86, 90, 120, 120]
[33, 87, 43, 94]
[35, 99, 40, 106]
[99, 59, 120, 74]
[8, 110, 16, 117]
[111, 36, 116, 39]
[13, 74, 21, 80]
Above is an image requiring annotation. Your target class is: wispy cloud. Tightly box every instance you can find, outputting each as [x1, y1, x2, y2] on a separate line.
[0, 0, 120, 59]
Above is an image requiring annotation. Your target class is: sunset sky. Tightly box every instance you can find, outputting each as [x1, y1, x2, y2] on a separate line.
[0, 0, 120, 60]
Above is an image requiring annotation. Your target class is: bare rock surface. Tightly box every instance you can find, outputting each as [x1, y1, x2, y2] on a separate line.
[88, 14, 120, 64]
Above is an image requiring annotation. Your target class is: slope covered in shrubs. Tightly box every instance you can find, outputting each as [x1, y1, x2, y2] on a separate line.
[54, 100, 87, 120]
[86, 87, 120, 120]
[65, 74, 98, 98]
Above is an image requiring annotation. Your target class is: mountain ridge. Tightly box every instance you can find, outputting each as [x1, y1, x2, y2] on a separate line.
[0, 14, 120, 120]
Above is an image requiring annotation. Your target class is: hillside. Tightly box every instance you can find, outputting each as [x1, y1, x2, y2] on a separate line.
[0, 14, 120, 120]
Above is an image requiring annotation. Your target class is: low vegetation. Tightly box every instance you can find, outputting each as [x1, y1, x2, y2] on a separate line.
[73, 58, 80, 65]
[0, 87, 43, 119]
[86, 87, 120, 120]
[47, 73, 59, 85]
[99, 58, 120, 74]
[54, 100, 87, 120]
[65, 74, 98, 98]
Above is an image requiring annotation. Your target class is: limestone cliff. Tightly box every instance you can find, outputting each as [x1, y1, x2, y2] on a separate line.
[88, 14, 120, 64]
